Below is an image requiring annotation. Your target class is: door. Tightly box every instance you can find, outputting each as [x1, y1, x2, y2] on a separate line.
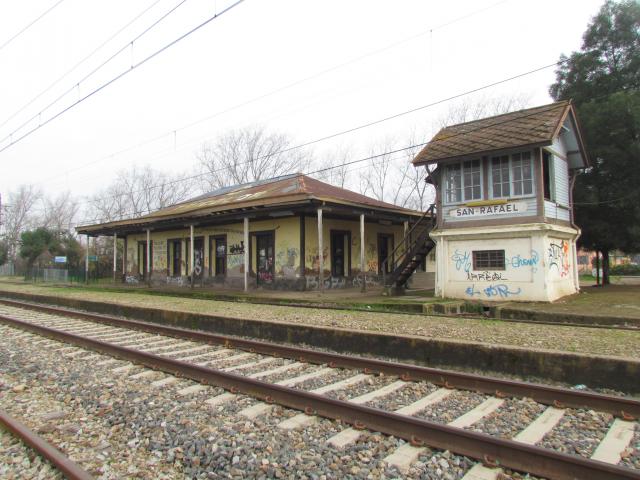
[330, 231, 350, 277]
[171, 240, 182, 276]
[378, 234, 394, 275]
[256, 233, 274, 285]
[137, 241, 151, 278]
[209, 235, 227, 276]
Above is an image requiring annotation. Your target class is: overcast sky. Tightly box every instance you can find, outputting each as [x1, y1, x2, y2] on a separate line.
[0, 0, 603, 209]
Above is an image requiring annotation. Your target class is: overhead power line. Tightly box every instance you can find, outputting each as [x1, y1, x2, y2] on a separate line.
[70, 101, 567, 228]
[42, 0, 513, 183]
[0, 0, 67, 53]
[0, 0, 164, 131]
[0, 0, 191, 148]
[0, 0, 246, 154]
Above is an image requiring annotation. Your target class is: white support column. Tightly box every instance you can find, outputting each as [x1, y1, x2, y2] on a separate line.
[360, 214, 365, 292]
[190, 225, 195, 288]
[113, 233, 117, 283]
[243, 217, 249, 292]
[146, 229, 151, 286]
[122, 237, 126, 277]
[317, 208, 323, 291]
[85, 235, 90, 284]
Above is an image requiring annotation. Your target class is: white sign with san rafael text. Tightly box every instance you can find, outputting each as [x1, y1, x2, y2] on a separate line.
[449, 201, 528, 219]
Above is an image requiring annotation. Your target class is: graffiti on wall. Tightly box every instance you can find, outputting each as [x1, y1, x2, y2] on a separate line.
[352, 275, 379, 288]
[229, 242, 245, 254]
[277, 247, 299, 278]
[367, 259, 378, 273]
[465, 283, 521, 298]
[548, 240, 570, 277]
[307, 247, 328, 271]
[510, 250, 540, 272]
[466, 271, 507, 282]
[451, 250, 471, 272]
[305, 275, 347, 289]
[125, 275, 139, 284]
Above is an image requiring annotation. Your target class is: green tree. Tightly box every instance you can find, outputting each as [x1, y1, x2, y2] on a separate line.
[550, 0, 640, 285]
[20, 228, 58, 268]
[0, 240, 8, 266]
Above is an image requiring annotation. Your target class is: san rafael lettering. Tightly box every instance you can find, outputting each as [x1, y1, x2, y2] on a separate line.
[451, 202, 526, 218]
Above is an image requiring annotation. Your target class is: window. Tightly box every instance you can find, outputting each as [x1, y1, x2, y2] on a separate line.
[512, 152, 533, 195]
[490, 151, 533, 198]
[543, 151, 554, 201]
[472, 250, 505, 270]
[491, 155, 510, 197]
[444, 159, 481, 204]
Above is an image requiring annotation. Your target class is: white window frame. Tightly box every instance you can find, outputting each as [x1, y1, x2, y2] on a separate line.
[489, 150, 534, 199]
[442, 158, 483, 205]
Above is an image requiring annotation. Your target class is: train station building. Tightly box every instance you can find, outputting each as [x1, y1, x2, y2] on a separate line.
[412, 100, 588, 302]
[76, 174, 433, 291]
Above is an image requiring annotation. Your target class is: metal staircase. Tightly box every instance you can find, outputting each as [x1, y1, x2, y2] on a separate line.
[382, 204, 436, 292]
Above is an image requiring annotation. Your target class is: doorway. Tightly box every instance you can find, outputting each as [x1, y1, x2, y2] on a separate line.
[209, 235, 227, 277]
[330, 230, 351, 277]
[255, 232, 274, 285]
[137, 241, 151, 278]
[377, 233, 394, 275]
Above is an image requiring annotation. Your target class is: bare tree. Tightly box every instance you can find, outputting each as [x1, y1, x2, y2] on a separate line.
[85, 165, 192, 223]
[1, 185, 42, 260]
[195, 126, 312, 192]
[312, 145, 352, 188]
[436, 93, 533, 128]
[41, 191, 80, 233]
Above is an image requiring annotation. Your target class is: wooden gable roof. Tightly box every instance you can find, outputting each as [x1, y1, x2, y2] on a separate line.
[412, 100, 587, 165]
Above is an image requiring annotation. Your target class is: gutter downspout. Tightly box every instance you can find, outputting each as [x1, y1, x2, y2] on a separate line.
[569, 171, 581, 293]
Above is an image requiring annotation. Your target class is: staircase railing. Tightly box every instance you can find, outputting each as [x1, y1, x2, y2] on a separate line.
[382, 203, 436, 287]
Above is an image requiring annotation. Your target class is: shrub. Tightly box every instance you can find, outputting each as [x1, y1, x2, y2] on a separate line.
[609, 263, 640, 276]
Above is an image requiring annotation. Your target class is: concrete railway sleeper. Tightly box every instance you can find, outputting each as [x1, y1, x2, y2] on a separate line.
[0, 305, 639, 479]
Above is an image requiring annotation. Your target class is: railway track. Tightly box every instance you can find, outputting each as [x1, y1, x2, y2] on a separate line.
[0, 298, 638, 480]
[0, 407, 92, 480]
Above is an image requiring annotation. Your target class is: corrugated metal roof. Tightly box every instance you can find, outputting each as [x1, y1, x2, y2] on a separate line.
[77, 173, 424, 233]
[413, 101, 573, 165]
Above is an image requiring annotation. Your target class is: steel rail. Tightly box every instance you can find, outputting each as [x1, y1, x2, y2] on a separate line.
[1, 297, 638, 419]
[1, 312, 638, 480]
[0, 408, 93, 480]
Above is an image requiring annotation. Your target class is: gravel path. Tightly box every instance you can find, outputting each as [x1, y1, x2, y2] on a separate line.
[467, 397, 547, 439]
[414, 391, 487, 424]
[539, 408, 613, 457]
[0, 325, 484, 479]
[1, 283, 638, 358]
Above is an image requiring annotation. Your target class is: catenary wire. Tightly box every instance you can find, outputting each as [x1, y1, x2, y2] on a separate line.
[0, 0, 67, 53]
[68, 102, 569, 227]
[41, 0, 513, 183]
[0, 0, 164, 131]
[0, 0, 192, 149]
[70, 63, 571, 212]
[0, 0, 248, 154]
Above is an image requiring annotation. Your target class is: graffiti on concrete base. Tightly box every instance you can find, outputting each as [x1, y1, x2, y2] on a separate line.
[305, 276, 347, 289]
[166, 276, 186, 286]
[548, 240, 570, 277]
[125, 275, 139, 284]
[352, 276, 379, 288]
[466, 283, 521, 298]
